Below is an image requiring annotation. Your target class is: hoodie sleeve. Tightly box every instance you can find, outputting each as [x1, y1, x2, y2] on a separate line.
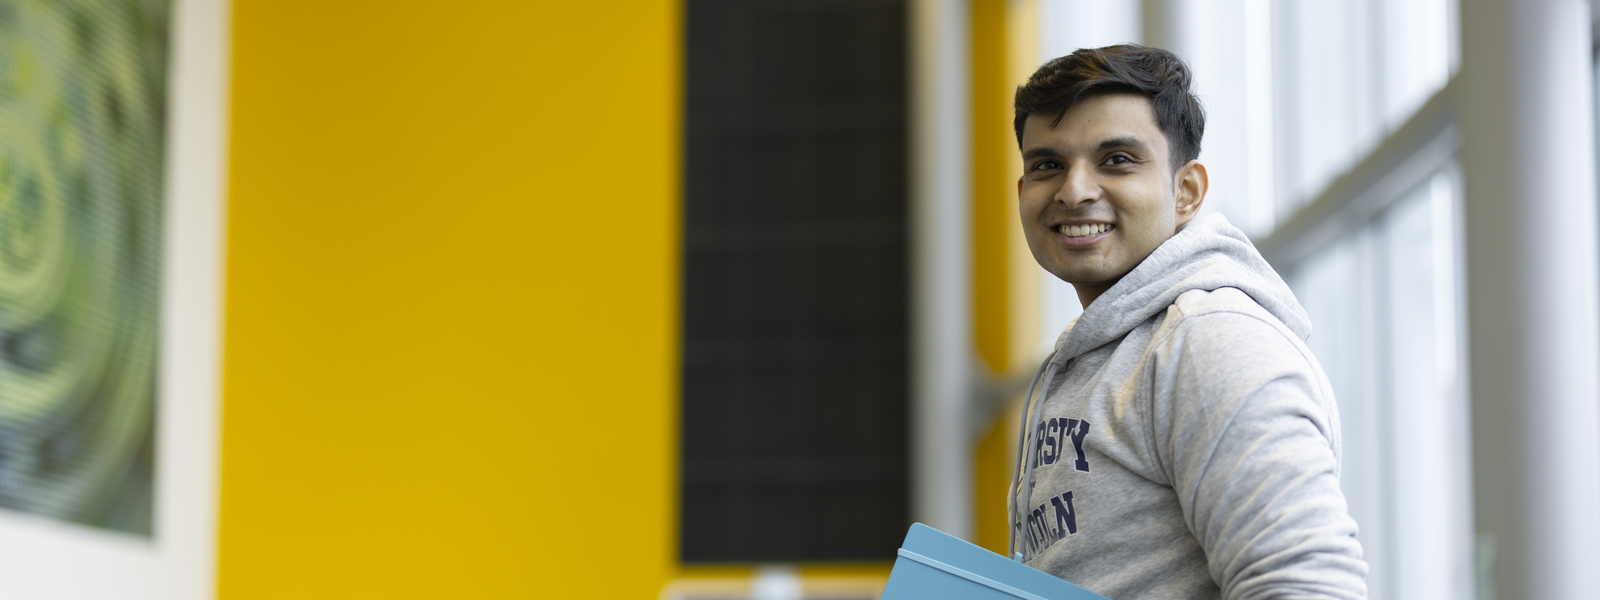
[1150, 309, 1368, 600]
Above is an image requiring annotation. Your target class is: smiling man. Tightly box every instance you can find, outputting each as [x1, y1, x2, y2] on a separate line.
[1007, 46, 1368, 599]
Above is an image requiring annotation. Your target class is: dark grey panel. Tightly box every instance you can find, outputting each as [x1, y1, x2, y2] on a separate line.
[681, 0, 909, 563]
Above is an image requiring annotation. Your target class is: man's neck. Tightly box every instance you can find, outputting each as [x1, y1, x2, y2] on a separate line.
[1073, 280, 1117, 309]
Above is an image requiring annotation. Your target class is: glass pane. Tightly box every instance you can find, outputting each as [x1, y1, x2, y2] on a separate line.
[1379, 173, 1472, 600]
[1381, 0, 1453, 129]
[1287, 233, 1391, 598]
[1274, 0, 1383, 207]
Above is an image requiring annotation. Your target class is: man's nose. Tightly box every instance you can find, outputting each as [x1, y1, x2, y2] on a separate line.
[1056, 166, 1099, 206]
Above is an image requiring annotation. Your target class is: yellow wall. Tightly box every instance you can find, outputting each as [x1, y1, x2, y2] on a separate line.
[971, 0, 1012, 554]
[220, 2, 680, 597]
[971, 0, 1012, 375]
[971, 0, 1041, 555]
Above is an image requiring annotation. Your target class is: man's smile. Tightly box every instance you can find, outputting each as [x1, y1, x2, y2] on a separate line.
[1051, 222, 1116, 245]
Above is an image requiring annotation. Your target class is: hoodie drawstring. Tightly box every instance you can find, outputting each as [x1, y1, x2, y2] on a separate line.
[1009, 349, 1061, 563]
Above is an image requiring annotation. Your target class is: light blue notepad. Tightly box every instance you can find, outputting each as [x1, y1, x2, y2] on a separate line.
[881, 523, 1110, 600]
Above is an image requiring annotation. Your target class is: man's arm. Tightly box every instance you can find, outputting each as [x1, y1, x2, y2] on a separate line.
[1150, 310, 1368, 600]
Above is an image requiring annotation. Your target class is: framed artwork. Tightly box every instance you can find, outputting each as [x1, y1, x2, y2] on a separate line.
[0, 0, 224, 597]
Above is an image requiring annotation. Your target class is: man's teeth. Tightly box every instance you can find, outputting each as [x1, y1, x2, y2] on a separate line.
[1060, 223, 1112, 238]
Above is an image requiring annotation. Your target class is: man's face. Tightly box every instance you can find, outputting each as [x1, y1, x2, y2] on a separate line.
[1017, 93, 1202, 303]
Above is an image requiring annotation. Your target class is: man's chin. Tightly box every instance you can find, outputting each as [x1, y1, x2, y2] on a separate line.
[1052, 264, 1134, 292]
[1049, 266, 1117, 287]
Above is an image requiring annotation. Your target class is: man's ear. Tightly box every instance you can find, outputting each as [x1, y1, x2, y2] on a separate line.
[1173, 160, 1209, 226]
[1016, 176, 1024, 199]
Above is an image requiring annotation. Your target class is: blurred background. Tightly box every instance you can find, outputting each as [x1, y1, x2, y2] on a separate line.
[1, 0, 1598, 598]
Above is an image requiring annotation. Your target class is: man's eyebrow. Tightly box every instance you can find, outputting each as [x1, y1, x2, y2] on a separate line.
[1021, 146, 1060, 161]
[1021, 137, 1152, 162]
[1096, 136, 1150, 154]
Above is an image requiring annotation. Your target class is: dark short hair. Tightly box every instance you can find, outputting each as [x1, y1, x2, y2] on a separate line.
[1014, 44, 1205, 172]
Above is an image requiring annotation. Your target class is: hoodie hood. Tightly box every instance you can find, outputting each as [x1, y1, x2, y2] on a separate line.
[1052, 213, 1311, 362]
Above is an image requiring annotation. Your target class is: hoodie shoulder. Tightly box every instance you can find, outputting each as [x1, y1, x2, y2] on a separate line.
[1170, 287, 1282, 325]
[1156, 288, 1318, 382]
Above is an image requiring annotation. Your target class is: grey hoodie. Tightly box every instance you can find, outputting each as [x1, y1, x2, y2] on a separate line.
[1009, 214, 1367, 599]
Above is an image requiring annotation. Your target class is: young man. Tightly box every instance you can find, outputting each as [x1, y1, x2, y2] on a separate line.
[1008, 45, 1367, 599]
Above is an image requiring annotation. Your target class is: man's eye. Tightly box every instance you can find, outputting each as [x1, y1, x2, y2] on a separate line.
[1105, 155, 1130, 165]
[1031, 160, 1061, 172]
